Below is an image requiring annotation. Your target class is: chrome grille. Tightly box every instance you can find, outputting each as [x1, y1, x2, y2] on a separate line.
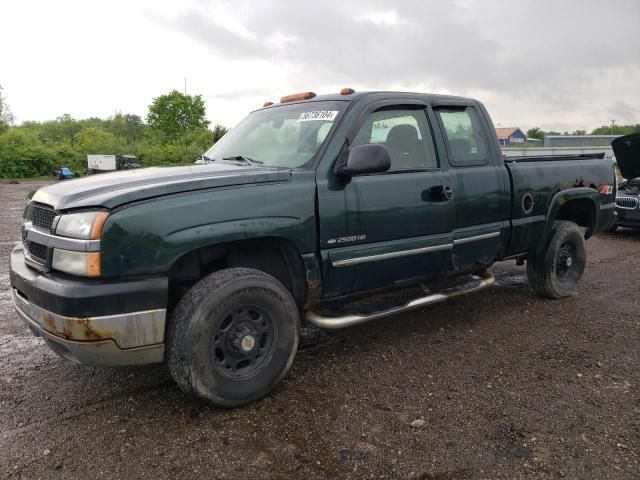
[615, 196, 639, 209]
[26, 202, 57, 231]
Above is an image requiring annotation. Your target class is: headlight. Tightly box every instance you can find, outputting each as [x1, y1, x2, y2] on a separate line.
[52, 249, 101, 277]
[56, 211, 109, 239]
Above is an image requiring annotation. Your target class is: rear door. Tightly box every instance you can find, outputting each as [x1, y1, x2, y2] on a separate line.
[432, 104, 510, 270]
[317, 101, 455, 298]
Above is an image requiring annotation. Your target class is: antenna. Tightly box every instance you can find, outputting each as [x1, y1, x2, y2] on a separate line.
[184, 77, 188, 161]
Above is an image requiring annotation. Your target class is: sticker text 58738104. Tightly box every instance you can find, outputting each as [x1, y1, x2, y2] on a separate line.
[298, 111, 339, 122]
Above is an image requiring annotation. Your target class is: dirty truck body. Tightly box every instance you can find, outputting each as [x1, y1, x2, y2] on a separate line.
[10, 91, 616, 406]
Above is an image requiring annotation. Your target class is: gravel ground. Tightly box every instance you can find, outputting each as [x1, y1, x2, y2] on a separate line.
[0, 181, 638, 479]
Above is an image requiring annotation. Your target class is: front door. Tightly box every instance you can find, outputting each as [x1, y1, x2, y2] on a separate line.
[317, 103, 455, 299]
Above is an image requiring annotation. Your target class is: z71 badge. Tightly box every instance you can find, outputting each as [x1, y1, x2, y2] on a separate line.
[327, 235, 366, 245]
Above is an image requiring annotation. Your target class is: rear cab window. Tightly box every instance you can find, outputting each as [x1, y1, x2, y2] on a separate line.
[436, 107, 489, 166]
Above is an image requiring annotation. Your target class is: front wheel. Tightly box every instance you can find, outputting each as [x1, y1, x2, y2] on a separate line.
[167, 268, 300, 408]
[526, 221, 586, 299]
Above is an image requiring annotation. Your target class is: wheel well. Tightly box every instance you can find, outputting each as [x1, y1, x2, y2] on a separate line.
[555, 198, 597, 237]
[168, 238, 307, 310]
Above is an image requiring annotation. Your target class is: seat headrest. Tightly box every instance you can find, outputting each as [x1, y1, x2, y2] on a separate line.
[449, 138, 471, 160]
[386, 125, 418, 151]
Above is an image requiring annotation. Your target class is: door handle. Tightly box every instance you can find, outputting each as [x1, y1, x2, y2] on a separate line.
[429, 185, 454, 202]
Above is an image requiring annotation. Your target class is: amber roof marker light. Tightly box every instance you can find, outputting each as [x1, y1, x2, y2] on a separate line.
[280, 91, 316, 103]
[340, 88, 355, 95]
[263, 101, 274, 107]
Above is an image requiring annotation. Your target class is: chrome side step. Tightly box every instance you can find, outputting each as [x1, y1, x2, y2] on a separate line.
[305, 272, 495, 329]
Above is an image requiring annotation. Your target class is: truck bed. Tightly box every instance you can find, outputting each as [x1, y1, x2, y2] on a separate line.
[502, 154, 615, 258]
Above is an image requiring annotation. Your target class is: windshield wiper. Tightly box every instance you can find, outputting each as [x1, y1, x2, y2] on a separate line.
[221, 155, 264, 165]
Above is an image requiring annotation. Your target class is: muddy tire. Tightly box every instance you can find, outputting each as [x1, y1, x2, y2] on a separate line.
[526, 221, 586, 299]
[167, 268, 299, 408]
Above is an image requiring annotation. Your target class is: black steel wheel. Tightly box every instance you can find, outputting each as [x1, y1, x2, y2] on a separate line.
[555, 241, 578, 283]
[167, 268, 299, 408]
[210, 305, 276, 380]
[527, 221, 586, 299]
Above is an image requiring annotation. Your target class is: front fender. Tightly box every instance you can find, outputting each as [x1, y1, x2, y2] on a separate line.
[100, 174, 317, 277]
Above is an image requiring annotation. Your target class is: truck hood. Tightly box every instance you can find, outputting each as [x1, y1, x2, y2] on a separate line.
[32, 163, 292, 210]
[612, 133, 640, 180]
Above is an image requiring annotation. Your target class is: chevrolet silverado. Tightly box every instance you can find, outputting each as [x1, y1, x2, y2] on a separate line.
[10, 89, 618, 407]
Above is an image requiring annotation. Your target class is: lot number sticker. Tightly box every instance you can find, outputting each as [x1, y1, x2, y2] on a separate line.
[298, 111, 339, 122]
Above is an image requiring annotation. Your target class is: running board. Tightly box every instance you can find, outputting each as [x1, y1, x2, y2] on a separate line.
[305, 272, 495, 329]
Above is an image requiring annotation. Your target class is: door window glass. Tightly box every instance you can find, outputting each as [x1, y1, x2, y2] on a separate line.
[352, 108, 438, 170]
[437, 107, 489, 166]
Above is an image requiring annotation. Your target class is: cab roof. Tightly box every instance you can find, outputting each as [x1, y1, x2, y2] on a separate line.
[257, 90, 476, 111]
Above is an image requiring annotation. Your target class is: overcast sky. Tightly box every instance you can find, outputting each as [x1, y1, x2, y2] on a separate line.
[2, 0, 639, 132]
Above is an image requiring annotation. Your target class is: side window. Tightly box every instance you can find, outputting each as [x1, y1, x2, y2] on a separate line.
[352, 108, 438, 170]
[437, 107, 489, 166]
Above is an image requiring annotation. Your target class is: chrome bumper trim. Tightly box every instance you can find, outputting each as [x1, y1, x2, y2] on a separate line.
[11, 288, 165, 366]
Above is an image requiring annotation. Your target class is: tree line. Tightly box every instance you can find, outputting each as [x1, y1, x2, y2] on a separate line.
[2, 83, 640, 179]
[0, 87, 227, 179]
[526, 124, 640, 140]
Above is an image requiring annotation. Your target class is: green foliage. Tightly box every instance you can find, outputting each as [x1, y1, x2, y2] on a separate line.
[147, 90, 209, 143]
[0, 89, 227, 179]
[590, 124, 640, 135]
[212, 124, 228, 143]
[526, 127, 544, 140]
[0, 84, 15, 133]
[0, 129, 57, 178]
[528, 125, 640, 139]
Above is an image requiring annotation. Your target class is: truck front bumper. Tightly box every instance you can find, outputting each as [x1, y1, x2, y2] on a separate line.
[9, 245, 167, 366]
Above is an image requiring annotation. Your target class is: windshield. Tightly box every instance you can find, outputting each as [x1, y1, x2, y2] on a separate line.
[203, 101, 347, 169]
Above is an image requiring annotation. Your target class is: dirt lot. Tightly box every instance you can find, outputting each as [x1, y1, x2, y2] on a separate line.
[0, 181, 638, 479]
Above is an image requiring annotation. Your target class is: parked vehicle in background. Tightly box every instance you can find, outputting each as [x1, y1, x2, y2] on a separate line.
[54, 166, 77, 180]
[87, 154, 141, 175]
[610, 133, 640, 230]
[10, 89, 617, 408]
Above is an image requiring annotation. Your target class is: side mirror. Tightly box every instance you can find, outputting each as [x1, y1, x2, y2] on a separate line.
[336, 144, 391, 177]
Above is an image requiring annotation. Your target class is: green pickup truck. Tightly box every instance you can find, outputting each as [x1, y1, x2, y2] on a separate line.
[10, 90, 617, 407]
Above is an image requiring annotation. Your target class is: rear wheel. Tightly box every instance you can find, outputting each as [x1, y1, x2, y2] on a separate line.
[167, 268, 300, 407]
[526, 221, 586, 299]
